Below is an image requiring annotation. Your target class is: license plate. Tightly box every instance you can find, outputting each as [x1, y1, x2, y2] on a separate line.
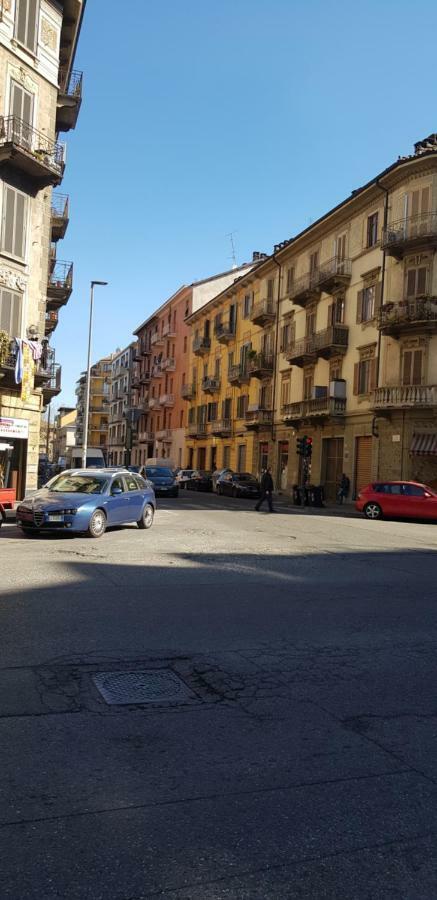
[48, 514, 63, 522]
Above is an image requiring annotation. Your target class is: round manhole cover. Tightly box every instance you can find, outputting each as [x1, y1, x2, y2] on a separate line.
[92, 669, 196, 705]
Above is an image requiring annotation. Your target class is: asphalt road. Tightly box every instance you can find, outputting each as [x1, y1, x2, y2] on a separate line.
[1, 491, 437, 898]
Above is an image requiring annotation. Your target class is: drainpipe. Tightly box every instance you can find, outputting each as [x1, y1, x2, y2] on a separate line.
[374, 179, 390, 476]
[271, 255, 282, 449]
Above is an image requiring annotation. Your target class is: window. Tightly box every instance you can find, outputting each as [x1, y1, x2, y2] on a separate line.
[214, 357, 220, 377]
[329, 359, 342, 382]
[356, 283, 382, 323]
[179, 410, 183, 427]
[309, 250, 319, 273]
[237, 394, 248, 418]
[15, 0, 39, 54]
[366, 213, 379, 248]
[237, 444, 246, 471]
[281, 375, 290, 407]
[243, 293, 252, 318]
[402, 348, 423, 385]
[353, 347, 377, 395]
[2, 185, 28, 260]
[124, 474, 139, 491]
[329, 296, 345, 325]
[280, 319, 294, 352]
[305, 309, 316, 336]
[303, 369, 313, 400]
[405, 264, 427, 297]
[286, 267, 294, 294]
[0, 288, 22, 335]
[223, 446, 231, 467]
[267, 278, 274, 300]
[11, 80, 34, 130]
[222, 397, 232, 419]
[336, 234, 347, 260]
[207, 402, 218, 422]
[403, 484, 425, 497]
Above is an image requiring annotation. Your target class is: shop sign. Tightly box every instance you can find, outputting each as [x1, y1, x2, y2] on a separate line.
[0, 417, 29, 439]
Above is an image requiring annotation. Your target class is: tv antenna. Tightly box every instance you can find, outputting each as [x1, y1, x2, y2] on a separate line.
[227, 231, 238, 268]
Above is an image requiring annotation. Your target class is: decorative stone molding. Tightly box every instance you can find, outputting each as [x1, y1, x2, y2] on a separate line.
[0, 267, 26, 292]
[9, 64, 38, 94]
[41, 18, 57, 51]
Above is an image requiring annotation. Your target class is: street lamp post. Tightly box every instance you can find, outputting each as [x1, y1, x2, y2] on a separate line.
[81, 280, 108, 469]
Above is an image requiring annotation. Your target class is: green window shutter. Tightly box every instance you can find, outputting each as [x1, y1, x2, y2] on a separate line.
[356, 290, 363, 323]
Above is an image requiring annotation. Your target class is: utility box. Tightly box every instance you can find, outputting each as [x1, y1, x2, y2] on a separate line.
[329, 378, 346, 399]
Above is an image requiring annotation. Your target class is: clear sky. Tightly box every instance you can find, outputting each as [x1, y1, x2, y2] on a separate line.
[56, 0, 437, 407]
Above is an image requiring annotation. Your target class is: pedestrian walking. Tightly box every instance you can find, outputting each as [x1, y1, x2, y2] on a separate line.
[337, 473, 350, 504]
[255, 467, 274, 512]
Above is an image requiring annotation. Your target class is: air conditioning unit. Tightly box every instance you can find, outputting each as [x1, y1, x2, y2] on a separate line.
[312, 385, 328, 399]
[329, 379, 346, 399]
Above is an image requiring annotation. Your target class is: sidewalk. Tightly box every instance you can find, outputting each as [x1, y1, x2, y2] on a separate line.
[273, 493, 361, 518]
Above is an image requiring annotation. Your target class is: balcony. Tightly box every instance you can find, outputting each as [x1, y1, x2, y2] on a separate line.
[57, 69, 83, 132]
[282, 396, 346, 425]
[42, 364, 62, 405]
[210, 419, 232, 437]
[151, 364, 164, 378]
[382, 213, 437, 259]
[138, 431, 154, 443]
[215, 321, 236, 343]
[313, 256, 352, 294]
[51, 193, 69, 241]
[248, 352, 274, 379]
[378, 298, 437, 337]
[250, 299, 275, 327]
[181, 382, 196, 400]
[228, 364, 249, 386]
[139, 371, 151, 384]
[0, 116, 65, 186]
[193, 335, 211, 356]
[131, 374, 140, 389]
[133, 345, 142, 362]
[151, 331, 164, 347]
[45, 310, 59, 336]
[201, 376, 220, 394]
[162, 322, 176, 338]
[161, 357, 175, 371]
[245, 409, 273, 430]
[286, 325, 349, 367]
[372, 385, 437, 411]
[159, 393, 175, 407]
[156, 429, 173, 443]
[142, 343, 151, 356]
[148, 397, 158, 409]
[288, 272, 321, 308]
[47, 261, 73, 309]
[187, 422, 208, 438]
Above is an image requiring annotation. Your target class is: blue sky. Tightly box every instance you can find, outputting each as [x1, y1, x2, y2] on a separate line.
[56, 0, 437, 406]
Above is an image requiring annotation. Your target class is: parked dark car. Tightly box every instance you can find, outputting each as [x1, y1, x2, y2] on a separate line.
[141, 465, 179, 497]
[187, 470, 213, 492]
[212, 468, 233, 492]
[216, 471, 260, 498]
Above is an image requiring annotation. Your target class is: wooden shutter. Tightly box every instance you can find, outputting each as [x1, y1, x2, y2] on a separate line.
[374, 282, 382, 313]
[328, 304, 334, 326]
[353, 362, 360, 395]
[411, 190, 420, 217]
[0, 288, 22, 335]
[417, 267, 427, 295]
[402, 351, 412, 385]
[421, 186, 430, 214]
[370, 357, 378, 391]
[406, 269, 416, 297]
[15, 0, 38, 53]
[413, 349, 423, 384]
[356, 290, 364, 323]
[355, 436, 373, 494]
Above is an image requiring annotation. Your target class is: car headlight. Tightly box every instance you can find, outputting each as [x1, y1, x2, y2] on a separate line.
[63, 508, 78, 515]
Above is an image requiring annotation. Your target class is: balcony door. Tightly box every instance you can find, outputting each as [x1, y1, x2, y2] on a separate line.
[402, 348, 423, 386]
[10, 81, 34, 149]
[408, 187, 431, 236]
[405, 263, 428, 298]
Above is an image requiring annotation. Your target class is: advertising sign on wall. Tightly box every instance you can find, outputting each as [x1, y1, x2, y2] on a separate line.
[0, 417, 29, 440]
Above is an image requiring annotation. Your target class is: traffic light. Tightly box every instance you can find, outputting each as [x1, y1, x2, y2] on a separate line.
[296, 435, 307, 456]
[304, 436, 313, 459]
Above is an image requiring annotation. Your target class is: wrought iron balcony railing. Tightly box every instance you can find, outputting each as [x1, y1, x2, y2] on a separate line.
[245, 409, 273, 428]
[282, 396, 346, 421]
[286, 325, 349, 366]
[250, 299, 276, 326]
[0, 116, 65, 181]
[201, 376, 220, 393]
[248, 352, 274, 376]
[312, 256, 352, 293]
[214, 321, 236, 342]
[228, 364, 249, 384]
[181, 382, 196, 399]
[210, 419, 232, 436]
[193, 335, 211, 355]
[382, 213, 437, 257]
[379, 297, 437, 334]
[48, 260, 73, 299]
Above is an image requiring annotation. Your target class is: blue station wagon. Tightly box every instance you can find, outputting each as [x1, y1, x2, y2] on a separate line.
[16, 468, 156, 538]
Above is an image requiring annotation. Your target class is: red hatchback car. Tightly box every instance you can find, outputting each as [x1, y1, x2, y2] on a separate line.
[356, 481, 437, 520]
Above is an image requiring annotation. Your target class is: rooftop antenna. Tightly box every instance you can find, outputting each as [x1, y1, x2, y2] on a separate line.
[227, 231, 238, 269]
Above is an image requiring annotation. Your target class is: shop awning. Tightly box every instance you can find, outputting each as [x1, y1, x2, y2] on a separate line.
[410, 433, 437, 456]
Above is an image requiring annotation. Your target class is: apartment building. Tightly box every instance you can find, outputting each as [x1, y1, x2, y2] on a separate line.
[0, 0, 85, 498]
[132, 263, 255, 468]
[75, 355, 112, 456]
[51, 404, 75, 464]
[107, 342, 135, 466]
[185, 134, 437, 498]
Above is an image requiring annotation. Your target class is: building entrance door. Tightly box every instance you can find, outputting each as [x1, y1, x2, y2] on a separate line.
[354, 435, 373, 497]
[278, 441, 289, 490]
[210, 445, 217, 471]
[321, 437, 344, 501]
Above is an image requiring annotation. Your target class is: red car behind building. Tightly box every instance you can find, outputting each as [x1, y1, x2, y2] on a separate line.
[356, 481, 437, 521]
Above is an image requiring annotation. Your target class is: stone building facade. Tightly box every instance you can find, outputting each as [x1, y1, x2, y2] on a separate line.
[107, 343, 135, 467]
[0, 0, 84, 498]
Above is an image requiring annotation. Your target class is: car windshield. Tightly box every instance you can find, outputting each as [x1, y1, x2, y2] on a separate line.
[146, 467, 173, 477]
[47, 474, 107, 494]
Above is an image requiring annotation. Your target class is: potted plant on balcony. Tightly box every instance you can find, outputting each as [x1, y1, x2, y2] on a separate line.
[0, 330, 10, 368]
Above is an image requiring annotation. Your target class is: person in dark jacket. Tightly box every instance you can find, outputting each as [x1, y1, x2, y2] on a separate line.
[255, 467, 274, 512]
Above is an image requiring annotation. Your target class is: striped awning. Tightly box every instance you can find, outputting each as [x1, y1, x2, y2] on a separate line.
[410, 433, 437, 456]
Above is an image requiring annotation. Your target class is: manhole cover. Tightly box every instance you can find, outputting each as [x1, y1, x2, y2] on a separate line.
[92, 669, 196, 705]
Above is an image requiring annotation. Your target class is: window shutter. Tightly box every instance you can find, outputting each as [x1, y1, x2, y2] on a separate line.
[406, 269, 416, 297]
[413, 349, 423, 385]
[421, 186, 430, 214]
[402, 351, 412, 386]
[328, 304, 334, 326]
[356, 290, 364, 323]
[353, 362, 360, 395]
[417, 267, 427, 295]
[370, 357, 378, 391]
[374, 282, 382, 313]
[411, 190, 420, 217]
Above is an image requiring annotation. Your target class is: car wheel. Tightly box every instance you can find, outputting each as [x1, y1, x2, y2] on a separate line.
[364, 502, 382, 520]
[87, 509, 107, 538]
[137, 503, 154, 530]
